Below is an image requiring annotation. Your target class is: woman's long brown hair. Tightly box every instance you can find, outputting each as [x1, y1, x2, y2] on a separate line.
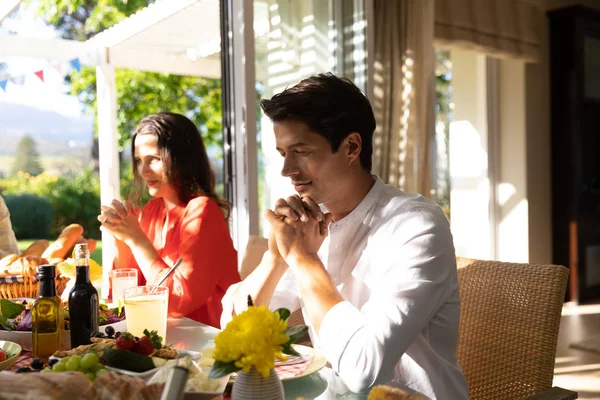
[130, 112, 230, 218]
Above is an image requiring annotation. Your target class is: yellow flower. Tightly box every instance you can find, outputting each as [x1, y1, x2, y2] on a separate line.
[213, 306, 289, 378]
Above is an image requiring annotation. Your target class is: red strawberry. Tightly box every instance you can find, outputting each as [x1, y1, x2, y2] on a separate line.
[135, 336, 155, 356]
[0, 349, 6, 362]
[115, 332, 135, 351]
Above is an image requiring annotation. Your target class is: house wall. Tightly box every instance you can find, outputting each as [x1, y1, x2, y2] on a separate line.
[498, 59, 529, 262]
[526, 0, 600, 264]
[449, 50, 492, 260]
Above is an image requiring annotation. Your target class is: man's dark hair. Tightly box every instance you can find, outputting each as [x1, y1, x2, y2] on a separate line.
[260, 73, 376, 171]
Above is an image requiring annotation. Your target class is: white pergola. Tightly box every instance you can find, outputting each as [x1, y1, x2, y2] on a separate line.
[0, 0, 258, 296]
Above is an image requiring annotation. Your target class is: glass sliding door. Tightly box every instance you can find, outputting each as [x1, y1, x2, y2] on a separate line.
[253, 0, 368, 236]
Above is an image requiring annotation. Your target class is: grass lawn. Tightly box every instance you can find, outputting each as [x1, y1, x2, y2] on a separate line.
[17, 240, 103, 265]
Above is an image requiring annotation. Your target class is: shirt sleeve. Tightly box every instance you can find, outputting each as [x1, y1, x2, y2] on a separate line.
[150, 198, 237, 318]
[318, 206, 458, 393]
[0, 196, 19, 258]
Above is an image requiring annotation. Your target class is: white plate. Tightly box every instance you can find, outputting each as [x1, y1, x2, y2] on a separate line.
[105, 365, 159, 380]
[199, 344, 327, 382]
[102, 349, 202, 380]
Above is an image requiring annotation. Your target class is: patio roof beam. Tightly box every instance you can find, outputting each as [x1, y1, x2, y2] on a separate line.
[87, 0, 200, 48]
[0, 0, 23, 23]
[110, 47, 220, 78]
[0, 34, 92, 63]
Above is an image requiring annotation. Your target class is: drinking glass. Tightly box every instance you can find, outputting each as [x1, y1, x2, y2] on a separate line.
[111, 268, 138, 303]
[123, 286, 169, 340]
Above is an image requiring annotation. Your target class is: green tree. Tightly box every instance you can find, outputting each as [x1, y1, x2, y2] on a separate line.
[12, 135, 44, 176]
[31, 0, 223, 151]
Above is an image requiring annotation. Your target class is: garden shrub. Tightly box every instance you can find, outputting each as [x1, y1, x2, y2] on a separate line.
[4, 194, 54, 239]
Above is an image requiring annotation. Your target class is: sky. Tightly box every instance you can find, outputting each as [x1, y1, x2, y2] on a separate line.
[0, 1, 87, 118]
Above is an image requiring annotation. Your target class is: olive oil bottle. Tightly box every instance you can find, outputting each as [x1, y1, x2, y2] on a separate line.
[32, 264, 64, 361]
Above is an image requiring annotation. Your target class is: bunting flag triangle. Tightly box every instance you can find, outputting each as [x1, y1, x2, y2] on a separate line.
[53, 64, 63, 75]
[34, 70, 44, 82]
[70, 58, 81, 73]
[0, 80, 7, 92]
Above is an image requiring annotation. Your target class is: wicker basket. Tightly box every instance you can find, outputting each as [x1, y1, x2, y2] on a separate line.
[0, 276, 70, 299]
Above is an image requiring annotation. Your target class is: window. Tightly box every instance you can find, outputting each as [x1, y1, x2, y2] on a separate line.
[435, 48, 528, 262]
[252, 0, 368, 236]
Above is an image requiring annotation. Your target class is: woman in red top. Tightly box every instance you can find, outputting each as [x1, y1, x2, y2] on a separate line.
[97, 112, 240, 328]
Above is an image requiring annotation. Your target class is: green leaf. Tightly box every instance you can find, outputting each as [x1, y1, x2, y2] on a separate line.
[285, 325, 308, 344]
[0, 315, 17, 331]
[0, 298, 25, 319]
[274, 308, 290, 321]
[209, 360, 240, 379]
[143, 329, 163, 349]
[282, 343, 300, 357]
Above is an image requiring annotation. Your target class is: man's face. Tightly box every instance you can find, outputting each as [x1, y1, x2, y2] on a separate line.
[274, 120, 350, 204]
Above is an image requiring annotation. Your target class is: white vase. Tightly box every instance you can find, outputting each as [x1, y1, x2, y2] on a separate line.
[231, 367, 285, 400]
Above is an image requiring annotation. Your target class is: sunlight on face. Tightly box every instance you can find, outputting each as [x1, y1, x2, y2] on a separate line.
[274, 120, 349, 205]
[134, 134, 178, 202]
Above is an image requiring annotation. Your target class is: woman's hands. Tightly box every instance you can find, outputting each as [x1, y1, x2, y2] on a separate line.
[98, 200, 144, 246]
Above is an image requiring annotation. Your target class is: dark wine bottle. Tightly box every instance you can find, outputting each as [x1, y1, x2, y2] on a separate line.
[68, 243, 99, 347]
[32, 264, 64, 361]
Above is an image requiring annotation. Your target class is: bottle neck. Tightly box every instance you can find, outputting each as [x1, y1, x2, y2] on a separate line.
[39, 278, 56, 297]
[75, 265, 90, 285]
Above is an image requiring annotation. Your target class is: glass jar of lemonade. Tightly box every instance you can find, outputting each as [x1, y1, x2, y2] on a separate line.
[123, 286, 168, 340]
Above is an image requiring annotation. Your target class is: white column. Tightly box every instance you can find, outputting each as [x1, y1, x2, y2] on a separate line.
[230, 0, 259, 258]
[96, 47, 120, 299]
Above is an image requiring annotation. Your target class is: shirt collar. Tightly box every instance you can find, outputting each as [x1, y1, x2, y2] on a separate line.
[328, 174, 384, 229]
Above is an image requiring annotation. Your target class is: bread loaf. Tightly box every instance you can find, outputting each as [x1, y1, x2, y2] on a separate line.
[0, 254, 18, 270]
[21, 240, 50, 257]
[0, 371, 92, 400]
[42, 224, 84, 260]
[0, 371, 163, 400]
[87, 238, 97, 254]
[368, 385, 425, 400]
[49, 257, 64, 265]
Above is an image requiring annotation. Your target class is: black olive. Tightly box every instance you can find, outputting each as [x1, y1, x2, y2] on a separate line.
[105, 326, 115, 336]
[16, 367, 32, 373]
[48, 358, 59, 366]
[30, 358, 44, 370]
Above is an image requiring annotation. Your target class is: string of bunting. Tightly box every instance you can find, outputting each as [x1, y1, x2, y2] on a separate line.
[0, 58, 82, 93]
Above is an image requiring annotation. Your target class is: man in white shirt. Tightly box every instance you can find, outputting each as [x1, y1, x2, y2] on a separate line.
[0, 195, 19, 259]
[221, 73, 468, 399]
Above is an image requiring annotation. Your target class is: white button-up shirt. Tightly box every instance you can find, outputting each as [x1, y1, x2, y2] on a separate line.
[0, 196, 19, 259]
[222, 176, 468, 399]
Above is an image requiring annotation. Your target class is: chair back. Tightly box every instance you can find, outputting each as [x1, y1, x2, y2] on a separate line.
[240, 235, 268, 279]
[240, 236, 309, 339]
[456, 257, 568, 400]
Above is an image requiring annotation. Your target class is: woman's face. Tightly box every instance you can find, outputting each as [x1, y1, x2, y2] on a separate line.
[134, 134, 178, 202]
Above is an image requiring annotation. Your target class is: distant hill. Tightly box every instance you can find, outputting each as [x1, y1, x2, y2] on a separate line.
[0, 103, 94, 156]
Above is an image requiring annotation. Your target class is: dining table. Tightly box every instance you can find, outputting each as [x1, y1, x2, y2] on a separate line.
[167, 317, 369, 400]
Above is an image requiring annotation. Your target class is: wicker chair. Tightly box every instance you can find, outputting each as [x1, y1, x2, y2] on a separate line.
[240, 235, 269, 280]
[456, 257, 576, 400]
